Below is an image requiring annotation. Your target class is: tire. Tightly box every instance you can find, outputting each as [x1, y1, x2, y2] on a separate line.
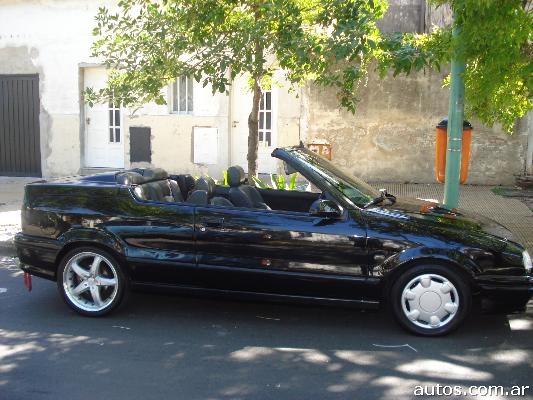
[390, 265, 471, 336]
[57, 246, 129, 316]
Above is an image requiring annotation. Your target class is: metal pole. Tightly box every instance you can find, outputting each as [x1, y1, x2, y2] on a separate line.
[443, 1, 465, 210]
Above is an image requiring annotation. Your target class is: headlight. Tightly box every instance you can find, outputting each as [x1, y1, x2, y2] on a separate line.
[523, 250, 532, 273]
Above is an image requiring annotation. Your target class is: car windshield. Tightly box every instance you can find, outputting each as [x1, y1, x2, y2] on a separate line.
[287, 148, 379, 207]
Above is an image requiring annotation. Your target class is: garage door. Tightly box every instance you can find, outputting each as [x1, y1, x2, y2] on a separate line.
[0, 75, 41, 177]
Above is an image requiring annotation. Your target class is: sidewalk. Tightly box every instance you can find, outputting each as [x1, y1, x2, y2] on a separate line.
[0, 177, 37, 255]
[1, 178, 532, 255]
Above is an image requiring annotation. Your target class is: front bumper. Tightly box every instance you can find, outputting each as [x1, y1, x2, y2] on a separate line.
[475, 274, 533, 293]
[475, 274, 533, 312]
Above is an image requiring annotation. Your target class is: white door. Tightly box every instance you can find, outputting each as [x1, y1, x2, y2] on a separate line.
[230, 75, 278, 174]
[83, 67, 124, 168]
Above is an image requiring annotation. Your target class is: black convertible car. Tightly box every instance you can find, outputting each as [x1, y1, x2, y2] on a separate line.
[15, 145, 532, 336]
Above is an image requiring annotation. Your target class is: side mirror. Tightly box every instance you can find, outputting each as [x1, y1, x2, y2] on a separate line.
[309, 199, 343, 219]
[284, 162, 298, 176]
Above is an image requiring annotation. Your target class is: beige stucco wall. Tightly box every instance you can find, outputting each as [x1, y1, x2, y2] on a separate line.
[305, 68, 529, 185]
[276, 87, 302, 149]
[123, 83, 230, 179]
[0, 0, 122, 178]
[0, 0, 234, 179]
[124, 114, 230, 179]
[1, 0, 530, 183]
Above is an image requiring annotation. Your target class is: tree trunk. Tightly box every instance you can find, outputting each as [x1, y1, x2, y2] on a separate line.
[247, 7, 263, 184]
[247, 77, 262, 182]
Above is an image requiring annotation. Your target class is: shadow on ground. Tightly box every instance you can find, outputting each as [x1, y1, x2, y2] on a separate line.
[1, 262, 532, 400]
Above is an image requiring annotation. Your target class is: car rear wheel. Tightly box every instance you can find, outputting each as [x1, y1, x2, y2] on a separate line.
[390, 265, 471, 336]
[57, 247, 128, 316]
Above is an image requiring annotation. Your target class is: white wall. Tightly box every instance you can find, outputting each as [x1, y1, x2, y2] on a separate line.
[0, 0, 232, 178]
[0, 0, 119, 177]
[125, 82, 230, 178]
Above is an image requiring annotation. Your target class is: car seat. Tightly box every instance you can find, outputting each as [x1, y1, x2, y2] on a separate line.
[227, 166, 270, 210]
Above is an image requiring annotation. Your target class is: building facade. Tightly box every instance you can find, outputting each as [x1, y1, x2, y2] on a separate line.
[0, 0, 531, 184]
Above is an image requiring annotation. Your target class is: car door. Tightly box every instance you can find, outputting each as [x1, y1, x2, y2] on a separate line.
[116, 198, 200, 286]
[194, 205, 374, 302]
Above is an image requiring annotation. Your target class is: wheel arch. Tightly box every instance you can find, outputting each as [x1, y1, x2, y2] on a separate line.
[55, 231, 128, 280]
[380, 256, 479, 301]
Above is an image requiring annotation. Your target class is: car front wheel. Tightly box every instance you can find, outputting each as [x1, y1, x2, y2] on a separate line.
[390, 265, 471, 336]
[57, 247, 128, 316]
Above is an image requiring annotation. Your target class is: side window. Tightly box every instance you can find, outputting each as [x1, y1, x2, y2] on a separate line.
[109, 101, 121, 142]
[172, 76, 193, 114]
[258, 90, 272, 147]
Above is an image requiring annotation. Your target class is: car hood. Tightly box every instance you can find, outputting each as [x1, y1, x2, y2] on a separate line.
[363, 196, 515, 250]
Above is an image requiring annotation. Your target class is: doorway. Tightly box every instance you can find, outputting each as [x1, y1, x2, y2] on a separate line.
[83, 67, 124, 168]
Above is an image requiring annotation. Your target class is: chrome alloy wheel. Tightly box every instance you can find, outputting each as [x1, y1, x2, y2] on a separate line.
[400, 273, 460, 329]
[63, 252, 119, 312]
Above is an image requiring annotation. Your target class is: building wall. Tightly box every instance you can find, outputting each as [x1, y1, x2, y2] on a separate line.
[0, 0, 112, 177]
[0, 0, 530, 183]
[305, 69, 528, 185]
[123, 83, 230, 178]
[273, 82, 302, 149]
[0, 0, 233, 179]
[304, 0, 530, 185]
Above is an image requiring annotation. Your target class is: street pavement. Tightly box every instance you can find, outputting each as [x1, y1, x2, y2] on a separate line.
[0, 255, 532, 400]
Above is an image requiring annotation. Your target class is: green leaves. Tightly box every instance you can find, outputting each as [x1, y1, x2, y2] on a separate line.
[86, 0, 531, 135]
[289, 172, 298, 190]
[250, 173, 299, 190]
[250, 175, 272, 189]
[86, 0, 387, 117]
[270, 173, 286, 190]
[222, 169, 228, 186]
[376, 0, 532, 133]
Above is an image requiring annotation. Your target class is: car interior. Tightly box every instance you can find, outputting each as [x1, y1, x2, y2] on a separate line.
[115, 165, 321, 214]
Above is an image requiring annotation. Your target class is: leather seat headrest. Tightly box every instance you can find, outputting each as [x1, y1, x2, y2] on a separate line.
[195, 177, 215, 197]
[142, 168, 168, 181]
[227, 166, 246, 187]
[116, 171, 145, 185]
[182, 175, 195, 193]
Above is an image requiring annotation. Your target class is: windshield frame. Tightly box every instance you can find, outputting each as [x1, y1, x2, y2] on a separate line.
[273, 146, 379, 209]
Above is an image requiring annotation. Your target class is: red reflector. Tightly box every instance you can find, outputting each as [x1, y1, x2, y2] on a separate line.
[23, 272, 32, 292]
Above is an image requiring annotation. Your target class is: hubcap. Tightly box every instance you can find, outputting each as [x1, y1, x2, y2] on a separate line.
[401, 273, 459, 329]
[63, 252, 119, 312]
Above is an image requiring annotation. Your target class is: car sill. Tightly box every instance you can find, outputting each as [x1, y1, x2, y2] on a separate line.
[132, 282, 381, 309]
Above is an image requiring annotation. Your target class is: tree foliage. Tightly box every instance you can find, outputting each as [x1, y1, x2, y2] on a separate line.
[86, 0, 386, 177]
[376, 0, 533, 133]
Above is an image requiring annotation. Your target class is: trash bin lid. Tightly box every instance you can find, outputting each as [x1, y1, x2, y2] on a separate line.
[436, 118, 472, 129]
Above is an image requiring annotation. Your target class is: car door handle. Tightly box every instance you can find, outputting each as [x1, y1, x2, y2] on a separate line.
[198, 218, 225, 231]
[204, 218, 224, 227]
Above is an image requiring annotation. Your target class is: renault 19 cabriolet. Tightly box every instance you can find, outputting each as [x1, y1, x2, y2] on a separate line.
[15, 145, 532, 336]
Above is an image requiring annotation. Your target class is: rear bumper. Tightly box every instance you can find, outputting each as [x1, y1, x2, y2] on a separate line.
[14, 233, 61, 281]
